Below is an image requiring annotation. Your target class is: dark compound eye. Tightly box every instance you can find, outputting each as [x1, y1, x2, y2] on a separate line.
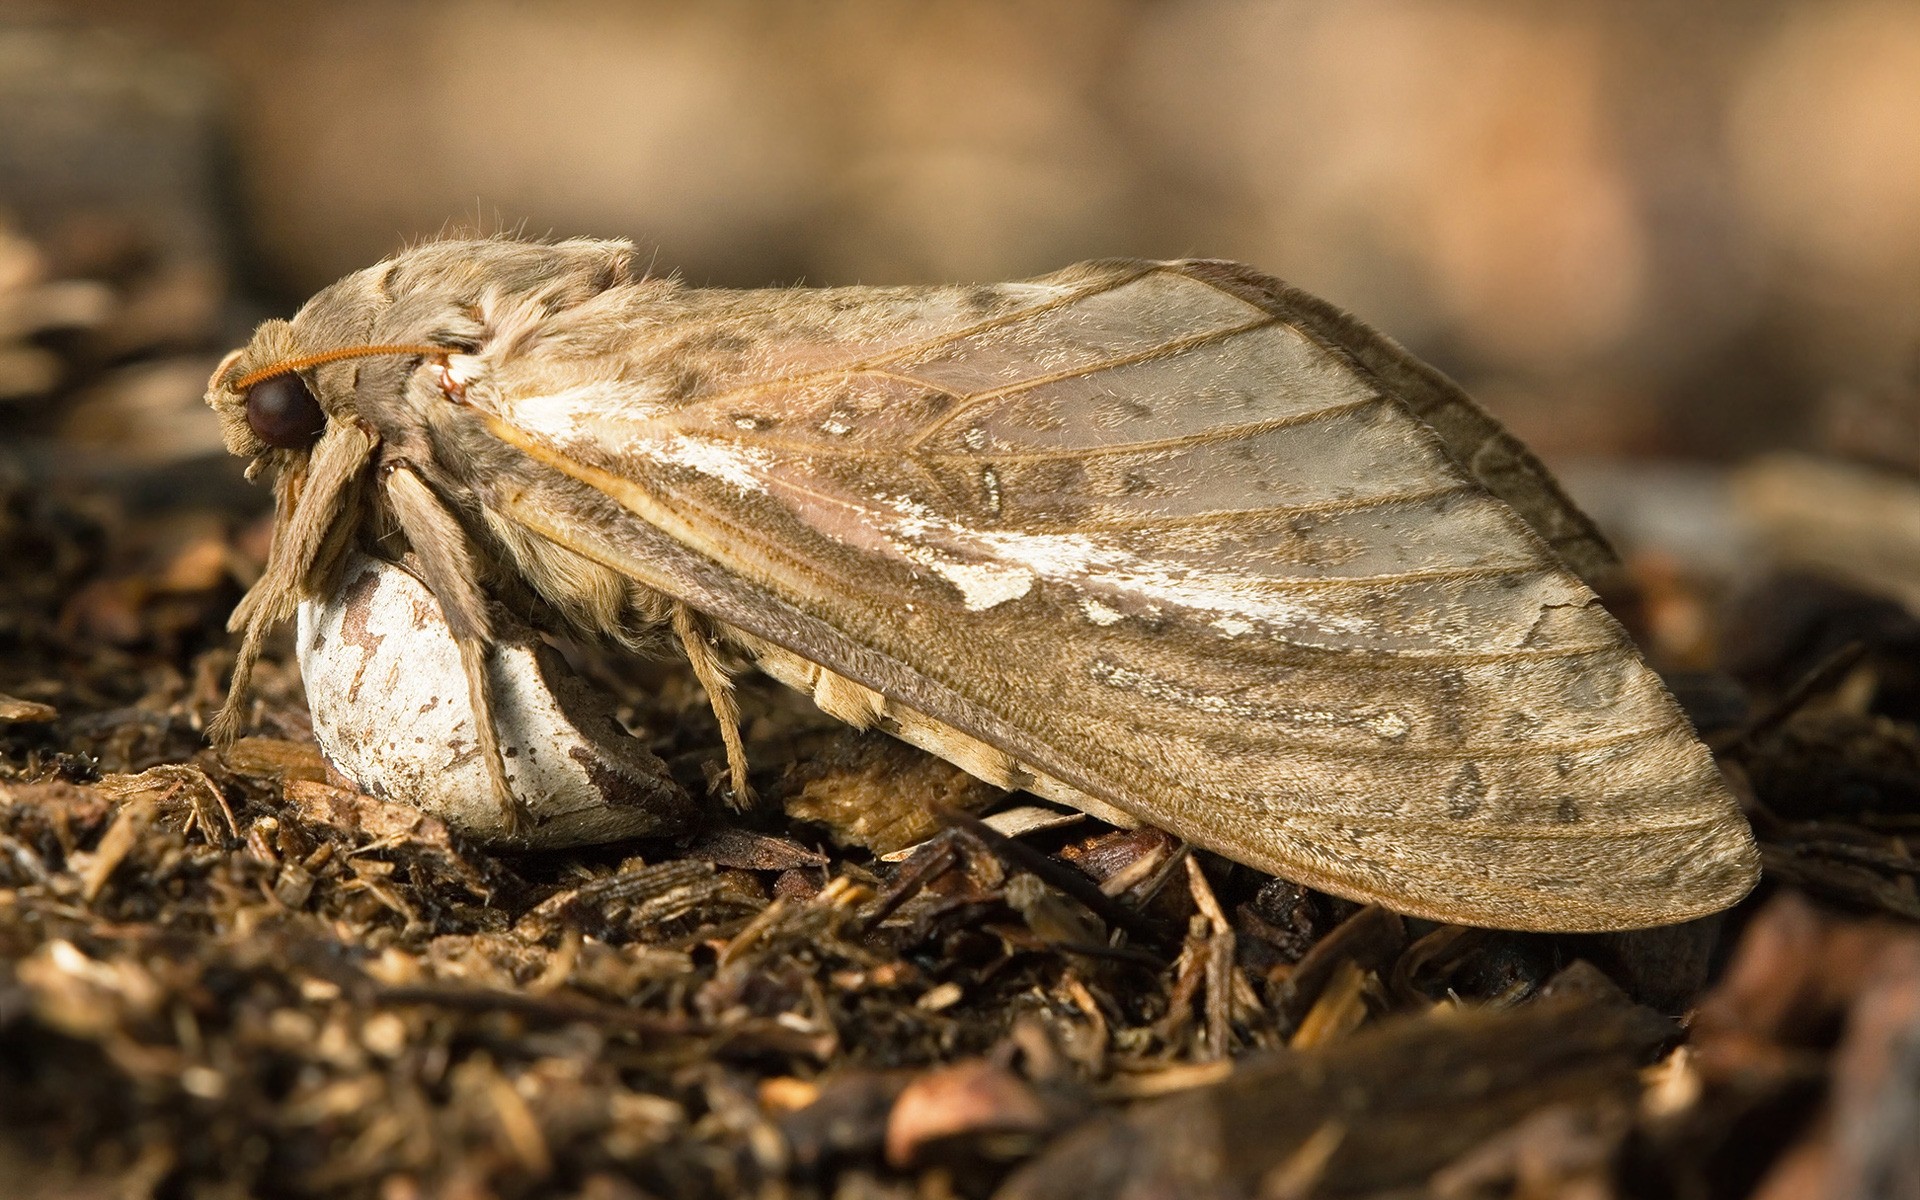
[244, 373, 326, 450]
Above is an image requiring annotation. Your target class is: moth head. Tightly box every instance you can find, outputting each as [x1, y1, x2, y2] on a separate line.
[203, 236, 642, 744]
[205, 236, 640, 477]
[205, 319, 444, 482]
[202, 299, 450, 744]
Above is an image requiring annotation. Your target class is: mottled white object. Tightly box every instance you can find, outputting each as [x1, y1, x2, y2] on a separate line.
[296, 552, 693, 846]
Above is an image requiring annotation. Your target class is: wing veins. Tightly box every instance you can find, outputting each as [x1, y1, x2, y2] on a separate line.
[1276, 811, 1734, 840]
[1194, 718, 1688, 762]
[664, 266, 1160, 416]
[594, 473, 1629, 665]
[668, 386, 1383, 466]
[904, 315, 1281, 451]
[672, 365, 958, 428]
[490, 418, 1630, 670]
[1095, 561, 1552, 593]
[1004, 484, 1482, 532]
[1201, 642, 1635, 670]
[916, 391, 1383, 464]
[853, 264, 1160, 368]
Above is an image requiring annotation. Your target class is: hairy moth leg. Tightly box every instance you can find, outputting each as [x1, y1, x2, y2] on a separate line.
[383, 461, 527, 836]
[211, 423, 374, 745]
[671, 602, 754, 809]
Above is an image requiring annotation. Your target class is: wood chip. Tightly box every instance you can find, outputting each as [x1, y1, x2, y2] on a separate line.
[0, 693, 56, 723]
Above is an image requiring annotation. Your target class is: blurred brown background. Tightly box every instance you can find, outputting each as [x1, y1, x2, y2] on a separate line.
[4, 0, 1919, 465]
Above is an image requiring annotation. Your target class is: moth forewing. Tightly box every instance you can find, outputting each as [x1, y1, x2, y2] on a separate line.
[211, 239, 1760, 933]
[473, 252, 1758, 932]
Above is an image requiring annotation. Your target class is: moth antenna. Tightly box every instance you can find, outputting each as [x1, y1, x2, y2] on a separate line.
[227, 343, 449, 391]
[672, 603, 754, 810]
[384, 463, 525, 836]
[214, 423, 375, 743]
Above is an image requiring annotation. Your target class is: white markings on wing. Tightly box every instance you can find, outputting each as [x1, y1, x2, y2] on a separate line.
[913, 554, 1036, 612]
[647, 433, 778, 495]
[493, 381, 660, 440]
[866, 490, 1597, 652]
[860, 490, 1386, 630]
[498, 383, 784, 498]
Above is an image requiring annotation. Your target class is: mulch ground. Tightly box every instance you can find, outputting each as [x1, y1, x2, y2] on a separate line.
[3, 444, 1919, 1200]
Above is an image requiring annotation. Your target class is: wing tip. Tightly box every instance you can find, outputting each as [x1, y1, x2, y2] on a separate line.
[1405, 809, 1763, 933]
[1188, 786, 1762, 934]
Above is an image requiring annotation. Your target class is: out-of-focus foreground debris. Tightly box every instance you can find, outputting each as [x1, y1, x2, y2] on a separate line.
[1735, 368, 1920, 616]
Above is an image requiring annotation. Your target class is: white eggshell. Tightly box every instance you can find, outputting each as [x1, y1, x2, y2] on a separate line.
[296, 552, 694, 846]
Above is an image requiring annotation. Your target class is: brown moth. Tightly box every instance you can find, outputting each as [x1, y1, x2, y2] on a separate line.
[205, 237, 1759, 932]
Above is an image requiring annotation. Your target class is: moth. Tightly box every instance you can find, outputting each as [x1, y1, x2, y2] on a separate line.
[205, 237, 1760, 932]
